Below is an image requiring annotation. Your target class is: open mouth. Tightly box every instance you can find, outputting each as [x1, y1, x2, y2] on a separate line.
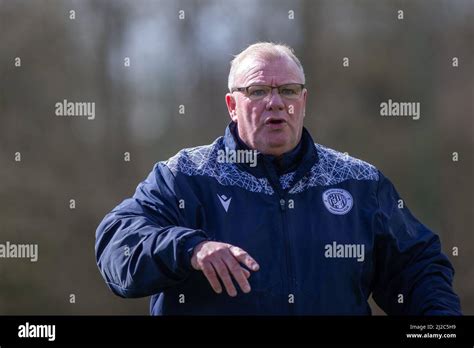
[265, 118, 286, 125]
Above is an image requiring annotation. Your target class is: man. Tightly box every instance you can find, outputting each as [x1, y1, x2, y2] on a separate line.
[95, 42, 461, 315]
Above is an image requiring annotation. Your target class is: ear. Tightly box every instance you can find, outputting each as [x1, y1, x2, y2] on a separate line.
[225, 93, 238, 123]
[302, 88, 308, 118]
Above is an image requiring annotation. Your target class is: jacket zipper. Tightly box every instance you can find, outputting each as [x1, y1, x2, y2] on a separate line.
[279, 196, 295, 315]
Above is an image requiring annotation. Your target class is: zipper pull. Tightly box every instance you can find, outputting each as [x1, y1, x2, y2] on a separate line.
[280, 198, 286, 211]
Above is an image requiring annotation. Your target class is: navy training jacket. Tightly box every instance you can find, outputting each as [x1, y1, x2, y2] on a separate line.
[95, 123, 461, 315]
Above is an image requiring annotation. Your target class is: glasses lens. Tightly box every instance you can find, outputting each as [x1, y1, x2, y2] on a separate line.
[247, 86, 271, 100]
[245, 84, 303, 100]
[278, 84, 303, 99]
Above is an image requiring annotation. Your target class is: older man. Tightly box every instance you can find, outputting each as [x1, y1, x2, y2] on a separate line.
[95, 42, 461, 315]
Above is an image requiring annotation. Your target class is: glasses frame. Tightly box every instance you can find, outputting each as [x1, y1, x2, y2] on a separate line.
[231, 83, 305, 100]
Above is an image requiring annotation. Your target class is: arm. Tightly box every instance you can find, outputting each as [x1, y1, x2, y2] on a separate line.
[371, 171, 462, 315]
[95, 162, 209, 298]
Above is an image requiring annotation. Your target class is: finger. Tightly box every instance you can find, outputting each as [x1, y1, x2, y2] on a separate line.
[200, 261, 222, 294]
[229, 246, 260, 271]
[243, 268, 251, 279]
[213, 259, 237, 297]
[223, 256, 251, 294]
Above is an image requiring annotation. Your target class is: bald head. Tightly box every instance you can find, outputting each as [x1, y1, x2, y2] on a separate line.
[228, 42, 305, 91]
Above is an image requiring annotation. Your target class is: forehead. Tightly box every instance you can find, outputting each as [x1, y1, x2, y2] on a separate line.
[234, 56, 303, 86]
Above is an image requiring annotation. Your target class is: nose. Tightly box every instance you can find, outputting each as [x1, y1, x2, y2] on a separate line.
[265, 88, 285, 112]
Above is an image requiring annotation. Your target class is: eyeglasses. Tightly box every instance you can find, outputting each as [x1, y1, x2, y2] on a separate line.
[231, 83, 305, 100]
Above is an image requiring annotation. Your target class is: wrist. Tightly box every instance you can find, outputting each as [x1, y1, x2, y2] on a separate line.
[182, 234, 209, 271]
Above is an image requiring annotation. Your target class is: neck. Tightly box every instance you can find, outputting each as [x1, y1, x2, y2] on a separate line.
[229, 122, 305, 175]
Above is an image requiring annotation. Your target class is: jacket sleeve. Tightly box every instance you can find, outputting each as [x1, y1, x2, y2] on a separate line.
[371, 171, 462, 315]
[95, 162, 210, 298]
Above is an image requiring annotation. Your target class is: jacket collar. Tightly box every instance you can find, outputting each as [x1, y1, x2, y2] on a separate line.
[223, 122, 318, 193]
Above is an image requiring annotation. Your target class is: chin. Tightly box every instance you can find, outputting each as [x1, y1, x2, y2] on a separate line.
[268, 136, 292, 148]
[261, 142, 290, 155]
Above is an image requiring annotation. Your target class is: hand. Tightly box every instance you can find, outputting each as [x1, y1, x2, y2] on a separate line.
[190, 241, 260, 297]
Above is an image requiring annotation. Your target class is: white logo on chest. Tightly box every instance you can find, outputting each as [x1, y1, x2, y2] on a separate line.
[217, 194, 232, 212]
[322, 188, 353, 215]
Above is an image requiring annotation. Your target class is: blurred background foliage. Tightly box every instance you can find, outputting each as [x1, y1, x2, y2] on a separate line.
[0, 0, 472, 314]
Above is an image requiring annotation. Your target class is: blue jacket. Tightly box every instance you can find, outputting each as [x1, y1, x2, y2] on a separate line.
[95, 123, 461, 315]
